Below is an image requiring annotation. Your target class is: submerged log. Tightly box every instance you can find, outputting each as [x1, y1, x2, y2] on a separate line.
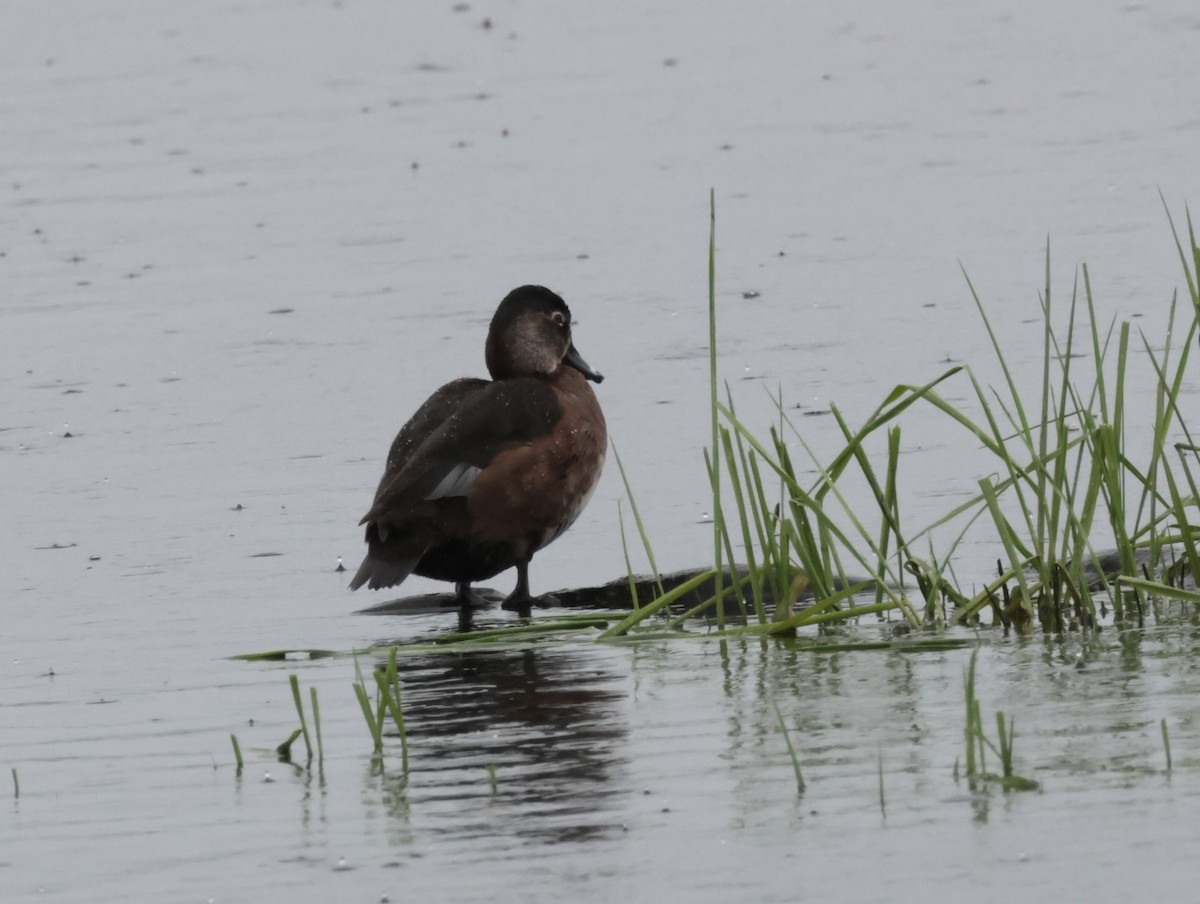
[356, 566, 884, 617]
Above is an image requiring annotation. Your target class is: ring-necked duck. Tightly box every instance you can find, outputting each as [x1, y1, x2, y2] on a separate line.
[350, 285, 607, 616]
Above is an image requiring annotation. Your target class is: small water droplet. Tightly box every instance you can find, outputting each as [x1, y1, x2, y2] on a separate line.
[263, 771, 273, 783]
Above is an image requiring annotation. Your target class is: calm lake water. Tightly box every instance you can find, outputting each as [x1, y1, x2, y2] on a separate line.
[5, 0, 1200, 901]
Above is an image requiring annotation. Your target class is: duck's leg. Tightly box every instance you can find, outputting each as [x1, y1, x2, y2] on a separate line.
[453, 581, 492, 610]
[500, 559, 534, 616]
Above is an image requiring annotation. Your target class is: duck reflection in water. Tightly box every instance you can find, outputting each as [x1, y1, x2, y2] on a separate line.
[372, 646, 628, 844]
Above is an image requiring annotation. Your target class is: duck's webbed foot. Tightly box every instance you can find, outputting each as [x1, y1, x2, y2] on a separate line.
[450, 581, 492, 610]
[500, 560, 535, 616]
[500, 594, 534, 617]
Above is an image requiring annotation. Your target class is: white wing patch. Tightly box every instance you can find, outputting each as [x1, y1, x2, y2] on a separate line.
[426, 463, 481, 500]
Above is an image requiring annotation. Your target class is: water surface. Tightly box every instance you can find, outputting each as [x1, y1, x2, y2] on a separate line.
[4, 0, 1200, 901]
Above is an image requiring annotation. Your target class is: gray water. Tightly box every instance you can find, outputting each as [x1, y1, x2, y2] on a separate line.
[5, 1, 1200, 901]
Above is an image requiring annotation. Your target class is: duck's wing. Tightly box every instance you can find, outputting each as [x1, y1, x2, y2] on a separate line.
[361, 377, 561, 526]
[350, 378, 493, 592]
[379, 377, 489, 476]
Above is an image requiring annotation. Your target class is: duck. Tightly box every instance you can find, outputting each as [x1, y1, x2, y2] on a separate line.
[349, 285, 607, 616]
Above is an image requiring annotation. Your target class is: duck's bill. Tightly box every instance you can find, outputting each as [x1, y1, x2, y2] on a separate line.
[565, 343, 604, 383]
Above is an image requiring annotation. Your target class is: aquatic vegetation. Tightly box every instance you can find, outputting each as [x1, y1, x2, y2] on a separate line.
[962, 650, 1038, 792]
[353, 647, 409, 771]
[288, 674, 314, 763]
[273, 674, 324, 767]
[609, 195, 1200, 636]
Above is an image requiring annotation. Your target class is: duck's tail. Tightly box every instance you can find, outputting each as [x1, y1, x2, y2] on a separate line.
[348, 522, 424, 591]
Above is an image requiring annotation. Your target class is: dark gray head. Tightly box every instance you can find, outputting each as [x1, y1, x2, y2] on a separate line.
[484, 285, 604, 383]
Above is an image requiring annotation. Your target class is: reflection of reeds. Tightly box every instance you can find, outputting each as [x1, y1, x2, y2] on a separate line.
[771, 699, 805, 795]
[611, 196, 1200, 636]
[1162, 718, 1173, 773]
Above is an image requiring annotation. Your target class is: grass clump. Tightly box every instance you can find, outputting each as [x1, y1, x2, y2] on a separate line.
[275, 673, 323, 768]
[353, 646, 409, 770]
[607, 195, 1200, 638]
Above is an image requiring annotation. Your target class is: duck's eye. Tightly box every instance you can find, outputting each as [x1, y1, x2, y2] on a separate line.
[551, 311, 567, 328]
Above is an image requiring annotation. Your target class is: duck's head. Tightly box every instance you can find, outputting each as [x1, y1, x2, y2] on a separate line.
[485, 285, 604, 383]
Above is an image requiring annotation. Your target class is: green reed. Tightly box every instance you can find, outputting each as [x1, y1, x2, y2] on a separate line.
[707, 188, 727, 629]
[963, 650, 1038, 792]
[274, 673, 323, 767]
[352, 656, 385, 755]
[289, 674, 313, 762]
[613, 440, 664, 602]
[353, 647, 409, 770]
[310, 687, 324, 768]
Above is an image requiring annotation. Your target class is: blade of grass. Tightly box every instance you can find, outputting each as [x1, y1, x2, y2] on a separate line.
[708, 188, 725, 629]
[353, 656, 384, 755]
[375, 646, 410, 772]
[611, 441, 664, 598]
[288, 673, 313, 763]
[309, 687, 324, 767]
